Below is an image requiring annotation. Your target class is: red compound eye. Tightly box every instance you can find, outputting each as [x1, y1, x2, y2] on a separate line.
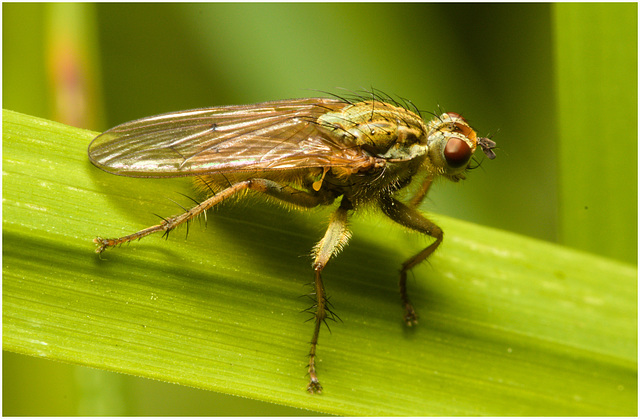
[444, 138, 472, 168]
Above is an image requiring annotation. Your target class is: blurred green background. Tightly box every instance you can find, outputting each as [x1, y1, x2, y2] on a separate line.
[3, 3, 636, 416]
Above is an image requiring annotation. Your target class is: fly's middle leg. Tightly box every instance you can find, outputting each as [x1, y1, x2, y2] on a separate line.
[306, 198, 352, 394]
[379, 196, 443, 325]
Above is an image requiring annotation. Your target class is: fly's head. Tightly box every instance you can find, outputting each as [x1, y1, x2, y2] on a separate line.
[425, 112, 496, 181]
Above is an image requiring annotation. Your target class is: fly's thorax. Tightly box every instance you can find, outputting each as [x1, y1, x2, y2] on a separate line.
[317, 101, 429, 160]
[424, 112, 480, 181]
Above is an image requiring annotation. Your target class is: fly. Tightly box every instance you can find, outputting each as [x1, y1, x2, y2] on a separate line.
[88, 93, 497, 393]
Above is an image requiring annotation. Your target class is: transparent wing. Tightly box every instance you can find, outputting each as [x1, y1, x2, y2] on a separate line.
[88, 98, 371, 178]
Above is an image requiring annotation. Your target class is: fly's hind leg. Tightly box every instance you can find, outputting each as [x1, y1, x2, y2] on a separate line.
[379, 196, 443, 326]
[306, 197, 352, 394]
[94, 178, 334, 253]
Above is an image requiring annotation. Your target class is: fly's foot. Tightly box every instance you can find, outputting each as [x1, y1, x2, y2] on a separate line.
[93, 237, 114, 254]
[307, 376, 323, 394]
[307, 361, 323, 394]
[404, 303, 419, 326]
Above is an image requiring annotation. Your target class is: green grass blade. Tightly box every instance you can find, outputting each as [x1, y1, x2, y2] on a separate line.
[3, 109, 637, 415]
[553, 3, 638, 264]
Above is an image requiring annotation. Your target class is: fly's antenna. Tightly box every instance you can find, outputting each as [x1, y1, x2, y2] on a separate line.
[478, 135, 497, 160]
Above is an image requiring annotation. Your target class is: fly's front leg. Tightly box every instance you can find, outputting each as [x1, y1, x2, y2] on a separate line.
[407, 174, 434, 209]
[379, 196, 443, 325]
[95, 178, 333, 253]
[307, 198, 352, 394]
